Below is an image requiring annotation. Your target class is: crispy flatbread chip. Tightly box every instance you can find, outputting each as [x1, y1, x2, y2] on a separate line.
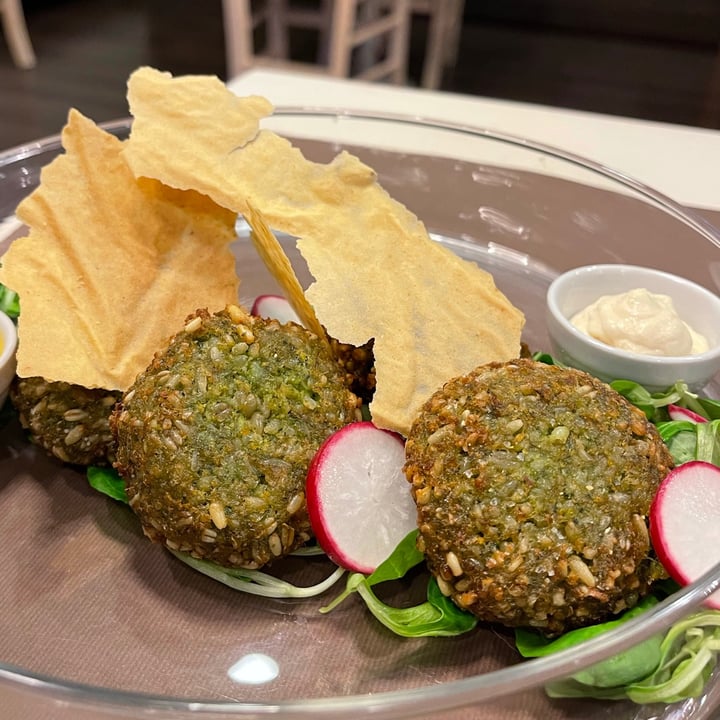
[124, 67, 525, 434]
[0, 109, 239, 390]
[245, 203, 326, 341]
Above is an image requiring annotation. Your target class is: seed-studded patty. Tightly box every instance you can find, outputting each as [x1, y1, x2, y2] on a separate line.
[111, 305, 361, 569]
[10, 377, 120, 466]
[404, 358, 673, 635]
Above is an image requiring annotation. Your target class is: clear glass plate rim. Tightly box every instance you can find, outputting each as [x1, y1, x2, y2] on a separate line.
[1, 564, 718, 718]
[2, 108, 720, 717]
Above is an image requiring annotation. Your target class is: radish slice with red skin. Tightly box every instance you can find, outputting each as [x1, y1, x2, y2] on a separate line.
[250, 294, 302, 326]
[667, 404, 707, 424]
[649, 460, 720, 609]
[306, 421, 417, 574]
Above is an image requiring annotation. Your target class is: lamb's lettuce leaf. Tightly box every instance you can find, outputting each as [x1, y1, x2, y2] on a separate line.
[321, 530, 477, 637]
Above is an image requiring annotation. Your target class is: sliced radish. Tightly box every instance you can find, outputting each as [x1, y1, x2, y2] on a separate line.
[306, 421, 417, 574]
[667, 404, 707, 424]
[649, 461, 720, 609]
[250, 294, 302, 325]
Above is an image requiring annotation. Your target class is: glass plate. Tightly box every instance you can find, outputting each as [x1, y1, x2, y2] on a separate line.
[1, 110, 720, 720]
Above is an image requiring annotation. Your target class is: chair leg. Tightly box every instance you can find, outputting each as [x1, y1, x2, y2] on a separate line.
[222, 0, 255, 77]
[2, 0, 36, 69]
[420, 0, 464, 89]
[327, 0, 356, 77]
[316, 0, 334, 64]
[265, 0, 290, 58]
[355, 0, 382, 76]
[442, 0, 465, 68]
[388, 0, 410, 85]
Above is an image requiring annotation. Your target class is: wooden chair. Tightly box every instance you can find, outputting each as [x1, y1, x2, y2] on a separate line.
[1, 0, 36, 69]
[221, 0, 465, 88]
[222, 0, 411, 84]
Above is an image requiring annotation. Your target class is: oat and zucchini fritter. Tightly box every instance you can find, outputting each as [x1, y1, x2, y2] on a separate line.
[111, 305, 361, 569]
[10, 377, 120, 466]
[404, 358, 673, 635]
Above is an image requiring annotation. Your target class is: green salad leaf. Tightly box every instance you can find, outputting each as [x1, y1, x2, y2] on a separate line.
[0, 283, 19, 320]
[531, 351, 565, 368]
[321, 530, 477, 637]
[87, 466, 128, 503]
[517, 568, 720, 704]
[625, 611, 720, 704]
[366, 528, 425, 584]
[536, 608, 720, 703]
[352, 574, 478, 637]
[611, 379, 720, 424]
[656, 419, 720, 466]
[609, 379, 683, 421]
[516, 596, 663, 691]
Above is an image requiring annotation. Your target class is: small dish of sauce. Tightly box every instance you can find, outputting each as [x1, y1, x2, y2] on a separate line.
[546, 264, 720, 391]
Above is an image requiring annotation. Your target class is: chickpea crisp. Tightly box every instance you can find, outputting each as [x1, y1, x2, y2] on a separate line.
[0, 109, 239, 390]
[123, 67, 525, 435]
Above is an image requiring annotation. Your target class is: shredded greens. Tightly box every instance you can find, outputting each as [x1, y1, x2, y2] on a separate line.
[518, 606, 720, 704]
[624, 612, 720, 704]
[171, 549, 345, 598]
[610, 379, 720, 424]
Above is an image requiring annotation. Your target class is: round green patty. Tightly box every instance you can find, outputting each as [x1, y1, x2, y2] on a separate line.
[112, 306, 360, 569]
[11, 376, 120, 466]
[404, 358, 673, 635]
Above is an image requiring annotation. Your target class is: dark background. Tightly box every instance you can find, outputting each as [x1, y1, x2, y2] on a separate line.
[2, 0, 720, 149]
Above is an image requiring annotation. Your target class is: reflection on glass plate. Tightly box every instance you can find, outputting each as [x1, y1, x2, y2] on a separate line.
[1, 111, 720, 720]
